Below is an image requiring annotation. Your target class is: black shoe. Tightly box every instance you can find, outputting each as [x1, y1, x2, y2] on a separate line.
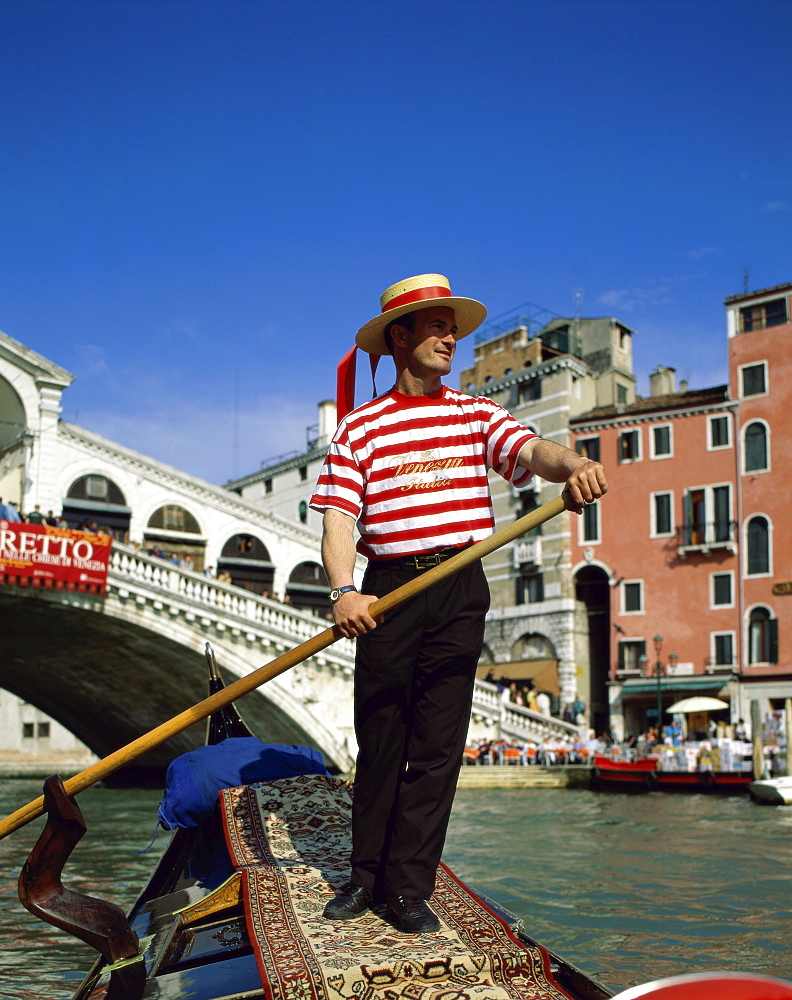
[323, 882, 373, 920]
[387, 895, 441, 933]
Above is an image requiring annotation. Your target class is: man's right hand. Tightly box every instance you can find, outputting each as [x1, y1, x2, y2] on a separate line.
[332, 590, 381, 639]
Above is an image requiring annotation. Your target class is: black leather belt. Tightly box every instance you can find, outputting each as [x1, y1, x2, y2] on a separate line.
[371, 546, 468, 571]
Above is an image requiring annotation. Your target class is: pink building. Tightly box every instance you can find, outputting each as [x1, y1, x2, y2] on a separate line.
[569, 282, 792, 738]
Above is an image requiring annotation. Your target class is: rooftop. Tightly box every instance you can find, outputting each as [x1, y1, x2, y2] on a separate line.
[570, 384, 730, 424]
[724, 280, 792, 305]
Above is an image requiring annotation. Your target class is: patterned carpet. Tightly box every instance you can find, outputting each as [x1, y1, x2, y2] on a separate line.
[219, 774, 575, 1000]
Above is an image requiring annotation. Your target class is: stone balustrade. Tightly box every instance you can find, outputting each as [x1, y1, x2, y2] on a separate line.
[470, 681, 581, 743]
[109, 543, 353, 652]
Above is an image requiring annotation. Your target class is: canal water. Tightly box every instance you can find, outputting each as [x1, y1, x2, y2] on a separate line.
[1, 779, 791, 998]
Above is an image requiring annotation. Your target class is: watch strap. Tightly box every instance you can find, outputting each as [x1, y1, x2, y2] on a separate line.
[330, 585, 357, 603]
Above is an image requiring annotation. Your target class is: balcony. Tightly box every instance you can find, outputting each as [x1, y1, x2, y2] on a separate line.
[676, 520, 737, 558]
[513, 536, 542, 568]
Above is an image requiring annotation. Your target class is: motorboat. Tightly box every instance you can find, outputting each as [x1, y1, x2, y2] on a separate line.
[748, 775, 792, 806]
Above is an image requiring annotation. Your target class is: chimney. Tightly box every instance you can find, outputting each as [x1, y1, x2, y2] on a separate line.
[316, 400, 337, 448]
[648, 366, 676, 397]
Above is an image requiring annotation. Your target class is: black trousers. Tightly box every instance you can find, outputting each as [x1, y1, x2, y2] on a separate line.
[350, 558, 489, 899]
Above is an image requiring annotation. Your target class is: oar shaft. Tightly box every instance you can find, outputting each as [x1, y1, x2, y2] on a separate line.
[0, 493, 566, 839]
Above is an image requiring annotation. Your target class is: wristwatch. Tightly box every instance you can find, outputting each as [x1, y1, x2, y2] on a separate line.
[329, 585, 357, 603]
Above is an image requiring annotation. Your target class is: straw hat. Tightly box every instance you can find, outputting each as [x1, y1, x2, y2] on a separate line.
[355, 273, 487, 355]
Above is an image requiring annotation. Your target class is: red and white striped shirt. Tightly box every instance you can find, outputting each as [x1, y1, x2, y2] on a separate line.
[310, 386, 537, 559]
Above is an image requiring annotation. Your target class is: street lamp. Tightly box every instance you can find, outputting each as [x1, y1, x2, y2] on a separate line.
[653, 634, 664, 729]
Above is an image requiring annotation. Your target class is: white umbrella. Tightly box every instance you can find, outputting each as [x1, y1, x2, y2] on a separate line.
[665, 696, 730, 714]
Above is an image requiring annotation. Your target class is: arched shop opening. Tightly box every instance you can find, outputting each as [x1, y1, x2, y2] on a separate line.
[286, 561, 329, 614]
[63, 475, 131, 541]
[145, 505, 206, 571]
[217, 534, 274, 595]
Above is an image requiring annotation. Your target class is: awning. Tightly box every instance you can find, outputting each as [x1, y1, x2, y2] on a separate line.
[616, 675, 735, 695]
[477, 659, 559, 695]
[62, 497, 132, 514]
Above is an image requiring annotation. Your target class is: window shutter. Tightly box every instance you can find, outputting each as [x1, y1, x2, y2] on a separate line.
[769, 618, 779, 664]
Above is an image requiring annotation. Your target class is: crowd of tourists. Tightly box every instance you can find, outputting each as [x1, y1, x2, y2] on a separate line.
[463, 733, 602, 766]
[481, 669, 588, 725]
[0, 500, 72, 528]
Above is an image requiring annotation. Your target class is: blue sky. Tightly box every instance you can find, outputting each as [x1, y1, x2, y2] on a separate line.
[1, 0, 790, 484]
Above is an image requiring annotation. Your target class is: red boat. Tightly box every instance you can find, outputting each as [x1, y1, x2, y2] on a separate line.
[591, 754, 753, 793]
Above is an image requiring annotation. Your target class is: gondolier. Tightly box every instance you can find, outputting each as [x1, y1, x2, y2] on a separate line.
[310, 273, 608, 933]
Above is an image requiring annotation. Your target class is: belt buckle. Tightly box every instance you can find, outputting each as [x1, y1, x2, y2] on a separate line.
[413, 553, 441, 570]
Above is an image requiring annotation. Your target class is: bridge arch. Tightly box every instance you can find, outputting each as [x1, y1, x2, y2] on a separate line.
[0, 373, 27, 450]
[0, 549, 360, 779]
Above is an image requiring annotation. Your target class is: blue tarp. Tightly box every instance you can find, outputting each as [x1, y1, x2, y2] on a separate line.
[157, 737, 330, 829]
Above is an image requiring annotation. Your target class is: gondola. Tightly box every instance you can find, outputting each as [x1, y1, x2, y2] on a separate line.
[16, 644, 614, 1000]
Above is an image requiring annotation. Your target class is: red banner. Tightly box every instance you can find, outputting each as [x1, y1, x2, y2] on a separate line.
[0, 521, 112, 594]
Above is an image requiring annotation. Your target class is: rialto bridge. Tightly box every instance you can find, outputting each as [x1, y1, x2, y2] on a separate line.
[0, 544, 580, 778]
[0, 328, 579, 776]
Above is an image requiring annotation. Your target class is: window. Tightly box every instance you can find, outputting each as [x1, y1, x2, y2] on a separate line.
[711, 572, 733, 607]
[147, 506, 201, 534]
[746, 516, 770, 575]
[298, 500, 308, 524]
[651, 425, 672, 458]
[653, 493, 673, 536]
[37, 722, 50, 739]
[519, 490, 543, 535]
[623, 581, 643, 614]
[86, 475, 109, 499]
[517, 378, 541, 404]
[288, 561, 328, 586]
[685, 489, 706, 545]
[619, 429, 640, 462]
[516, 570, 544, 605]
[744, 422, 768, 473]
[748, 607, 778, 664]
[582, 501, 599, 542]
[576, 436, 600, 462]
[617, 384, 628, 405]
[619, 639, 646, 671]
[740, 297, 787, 332]
[741, 362, 767, 397]
[619, 431, 641, 462]
[22, 723, 34, 739]
[713, 633, 735, 666]
[67, 475, 126, 506]
[681, 485, 733, 547]
[164, 506, 185, 531]
[713, 486, 731, 542]
[709, 415, 730, 449]
[264, 478, 273, 495]
[299, 466, 308, 482]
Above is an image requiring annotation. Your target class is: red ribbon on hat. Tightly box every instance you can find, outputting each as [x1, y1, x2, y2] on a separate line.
[383, 283, 452, 314]
[336, 347, 381, 424]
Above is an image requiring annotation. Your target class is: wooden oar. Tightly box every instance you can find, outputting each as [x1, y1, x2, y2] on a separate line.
[0, 494, 566, 840]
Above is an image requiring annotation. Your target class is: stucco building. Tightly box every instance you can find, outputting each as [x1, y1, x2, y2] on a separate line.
[569, 280, 792, 738]
[457, 310, 638, 731]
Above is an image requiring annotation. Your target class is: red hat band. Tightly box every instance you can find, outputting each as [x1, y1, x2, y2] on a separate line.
[382, 284, 453, 314]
